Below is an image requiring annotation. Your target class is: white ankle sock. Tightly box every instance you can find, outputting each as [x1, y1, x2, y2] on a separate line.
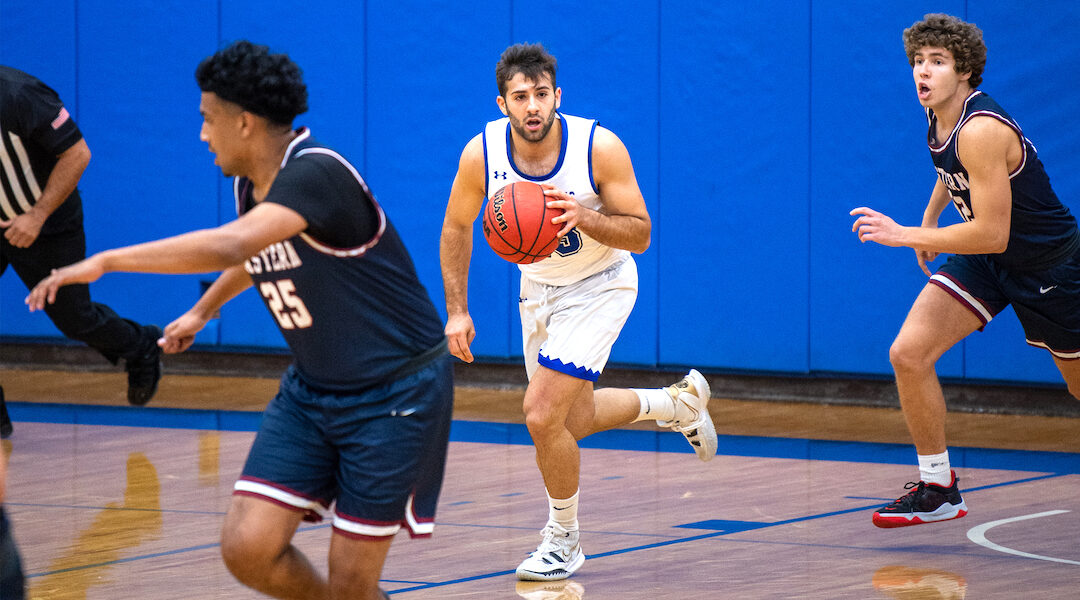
[631, 388, 676, 422]
[918, 451, 952, 486]
[548, 489, 579, 531]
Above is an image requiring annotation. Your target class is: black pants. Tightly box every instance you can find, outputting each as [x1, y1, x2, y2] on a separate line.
[1, 227, 151, 364]
[0, 508, 25, 600]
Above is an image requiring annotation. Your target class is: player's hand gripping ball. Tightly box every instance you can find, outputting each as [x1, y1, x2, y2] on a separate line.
[482, 181, 563, 264]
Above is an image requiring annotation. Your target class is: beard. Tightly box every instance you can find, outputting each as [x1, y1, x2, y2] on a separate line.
[509, 109, 558, 143]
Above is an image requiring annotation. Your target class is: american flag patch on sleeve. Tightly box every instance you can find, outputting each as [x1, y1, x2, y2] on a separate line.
[51, 107, 70, 130]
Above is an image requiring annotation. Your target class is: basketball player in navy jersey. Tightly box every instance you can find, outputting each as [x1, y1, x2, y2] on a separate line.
[852, 14, 1080, 528]
[28, 41, 452, 600]
[441, 43, 717, 581]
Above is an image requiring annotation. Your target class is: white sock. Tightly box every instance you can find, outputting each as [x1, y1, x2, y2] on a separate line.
[631, 388, 676, 422]
[918, 451, 953, 486]
[547, 489, 579, 531]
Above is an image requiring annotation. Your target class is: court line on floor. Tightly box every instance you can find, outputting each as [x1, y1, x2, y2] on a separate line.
[9, 403, 1080, 473]
[13, 413, 1077, 584]
[386, 472, 1072, 595]
[966, 510, 1080, 566]
[23, 469, 1067, 585]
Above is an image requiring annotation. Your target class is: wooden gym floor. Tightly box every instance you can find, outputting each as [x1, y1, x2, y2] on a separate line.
[1, 366, 1078, 599]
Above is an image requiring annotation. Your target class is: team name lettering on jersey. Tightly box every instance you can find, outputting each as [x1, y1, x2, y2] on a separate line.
[244, 240, 304, 275]
[935, 167, 970, 192]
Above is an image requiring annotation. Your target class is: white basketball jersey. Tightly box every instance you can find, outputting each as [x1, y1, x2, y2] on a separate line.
[483, 112, 629, 286]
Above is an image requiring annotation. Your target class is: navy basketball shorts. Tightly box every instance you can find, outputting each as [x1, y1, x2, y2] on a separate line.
[234, 356, 454, 540]
[931, 251, 1080, 359]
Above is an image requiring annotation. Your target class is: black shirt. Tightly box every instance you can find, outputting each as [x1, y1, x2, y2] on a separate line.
[236, 129, 446, 392]
[0, 65, 84, 234]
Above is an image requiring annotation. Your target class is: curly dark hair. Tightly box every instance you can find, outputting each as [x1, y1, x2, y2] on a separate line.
[195, 40, 308, 125]
[496, 43, 557, 97]
[903, 14, 987, 88]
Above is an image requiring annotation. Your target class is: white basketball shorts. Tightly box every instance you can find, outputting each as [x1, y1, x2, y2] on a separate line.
[519, 256, 638, 381]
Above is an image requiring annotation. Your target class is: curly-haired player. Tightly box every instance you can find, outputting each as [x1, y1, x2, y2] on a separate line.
[852, 14, 1080, 528]
[28, 40, 452, 599]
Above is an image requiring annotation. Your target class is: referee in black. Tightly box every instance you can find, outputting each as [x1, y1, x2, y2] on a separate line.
[0, 66, 163, 432]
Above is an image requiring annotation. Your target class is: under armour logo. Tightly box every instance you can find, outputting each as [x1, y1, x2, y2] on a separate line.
[493, 171, 508, 180]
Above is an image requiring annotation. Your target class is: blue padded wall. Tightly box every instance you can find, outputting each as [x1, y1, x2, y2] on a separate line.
[2, 1, 1078, 388]
[0, 0, 78, 337]
[658, 1, 811, 372]
[366, 0, 516, 359]
[74, 0, 219, 344]
[809, 1, 966, 378]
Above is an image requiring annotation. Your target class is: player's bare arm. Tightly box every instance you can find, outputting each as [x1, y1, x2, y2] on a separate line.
[0, 139, 90, 248]
[852, 117, 1015, 256]
[545, 127, 651, 253]
[26, 202, 306, 310]
[909, 180, 953, 275]
[160, 265, 253, 354]
[921, 179, 952, 229]
[440, 134, 486, 362]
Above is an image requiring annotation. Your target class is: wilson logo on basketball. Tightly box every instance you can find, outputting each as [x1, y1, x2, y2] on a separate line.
[482, 181, 563, 264]
[491, 189, 509, 232]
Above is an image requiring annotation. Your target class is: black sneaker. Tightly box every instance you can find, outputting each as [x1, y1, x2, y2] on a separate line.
[125, 326, 163, 406]
[0, 385, 11, 438]
[873, 471, 967, 528]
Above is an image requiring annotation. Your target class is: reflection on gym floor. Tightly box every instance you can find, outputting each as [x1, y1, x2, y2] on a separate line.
[2, 368, 1078, 599]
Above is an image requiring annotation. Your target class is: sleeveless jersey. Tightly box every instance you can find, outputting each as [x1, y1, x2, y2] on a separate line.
[483, 112, 629, 286]
[928, 90, 1079, 271]
[236, 129, 446, 393]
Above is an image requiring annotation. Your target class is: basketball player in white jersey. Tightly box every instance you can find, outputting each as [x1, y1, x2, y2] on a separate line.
[440, 43, 717, 581]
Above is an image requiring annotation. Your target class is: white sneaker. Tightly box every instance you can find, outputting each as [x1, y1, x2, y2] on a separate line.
[515, 523, 585, 581]
[516, 580, 586, 600]
[658, 369, 717, 461]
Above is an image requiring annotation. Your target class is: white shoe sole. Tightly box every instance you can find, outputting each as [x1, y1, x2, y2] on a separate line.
[515, 551, 586, 581]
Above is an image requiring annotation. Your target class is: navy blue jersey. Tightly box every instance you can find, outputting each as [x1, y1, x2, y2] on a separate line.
[0, 65, 84, 234]
[928, 90, 1079, 271]
[236, 128, 446, 393]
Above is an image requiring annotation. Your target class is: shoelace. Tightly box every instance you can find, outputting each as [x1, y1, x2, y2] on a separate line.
[891, 481, 925, 506]
[532, 526, 570, 556]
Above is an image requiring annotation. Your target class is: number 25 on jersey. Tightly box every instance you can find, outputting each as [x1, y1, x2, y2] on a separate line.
[259, 279, 313, 329]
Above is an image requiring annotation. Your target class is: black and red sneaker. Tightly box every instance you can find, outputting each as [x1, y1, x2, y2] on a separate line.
[872, 471, 967, 528]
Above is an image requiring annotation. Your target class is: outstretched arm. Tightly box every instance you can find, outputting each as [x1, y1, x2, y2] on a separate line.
[440, 135, 486, 363]
[851, 116, 1015, 260]
[26, 201, 306, 310]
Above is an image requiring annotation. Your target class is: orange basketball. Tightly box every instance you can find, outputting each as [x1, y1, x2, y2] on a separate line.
[482, 182, 562, 264]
